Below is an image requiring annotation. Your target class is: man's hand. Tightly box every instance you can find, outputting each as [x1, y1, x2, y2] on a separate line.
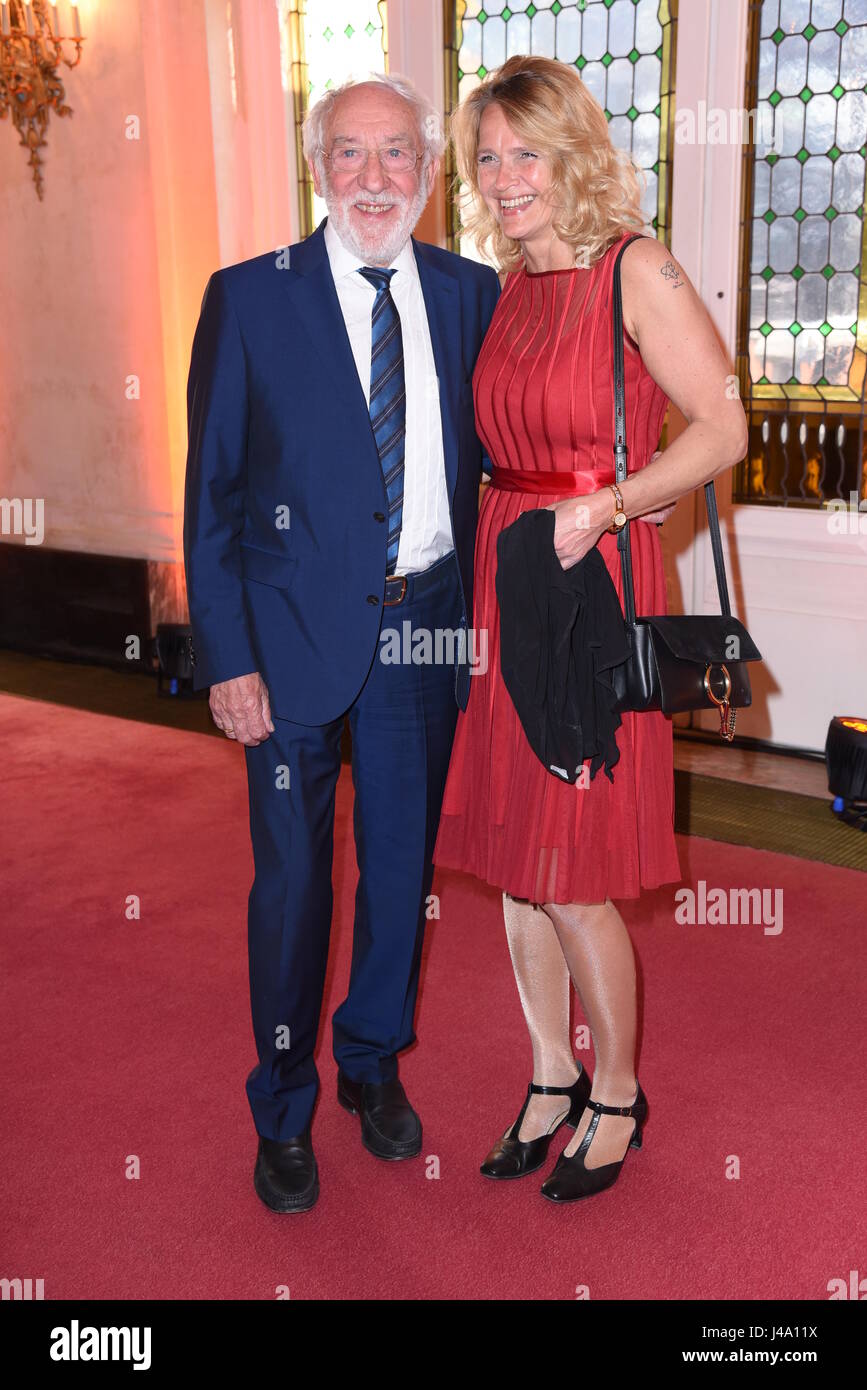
[209, 672, 274, 746]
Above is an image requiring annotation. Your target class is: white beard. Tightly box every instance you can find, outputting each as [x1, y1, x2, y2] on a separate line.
[322, 167, 430, 266]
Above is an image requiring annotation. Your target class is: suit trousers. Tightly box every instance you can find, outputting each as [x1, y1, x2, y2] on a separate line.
[243, 551, 463, 1140]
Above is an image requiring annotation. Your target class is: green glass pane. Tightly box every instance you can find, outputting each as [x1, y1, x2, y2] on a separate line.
[454, 0, 676, 250]
[303, 1, 387, 229]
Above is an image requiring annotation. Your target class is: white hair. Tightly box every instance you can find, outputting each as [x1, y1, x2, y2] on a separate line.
[301, 71, 445, 175]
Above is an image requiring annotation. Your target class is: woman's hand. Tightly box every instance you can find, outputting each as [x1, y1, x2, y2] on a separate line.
[548, 454, 677, 566]
[548, 489, 612, 570]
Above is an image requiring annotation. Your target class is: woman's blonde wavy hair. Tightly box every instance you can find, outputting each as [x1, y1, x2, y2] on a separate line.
[449, 54, 647, 271]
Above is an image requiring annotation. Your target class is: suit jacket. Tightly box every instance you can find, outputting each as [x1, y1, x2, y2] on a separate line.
[183, 217, 500, 724]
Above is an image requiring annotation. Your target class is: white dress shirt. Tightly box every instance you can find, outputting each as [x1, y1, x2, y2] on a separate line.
[323, 216, 453, 576]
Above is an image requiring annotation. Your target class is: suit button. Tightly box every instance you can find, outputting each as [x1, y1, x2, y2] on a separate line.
[366, 594, 379, 605]
[373, 511, 386, 522]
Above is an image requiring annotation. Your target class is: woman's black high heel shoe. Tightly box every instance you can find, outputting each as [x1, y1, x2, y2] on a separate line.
[540, 1082, 648, 1202]
[480, 1068, 592, 1179]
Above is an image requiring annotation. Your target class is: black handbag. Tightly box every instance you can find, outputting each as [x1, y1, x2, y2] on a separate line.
[608, 235, 762, 741]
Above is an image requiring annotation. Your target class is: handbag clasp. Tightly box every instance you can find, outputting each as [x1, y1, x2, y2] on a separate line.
[703, 664, 736, 742]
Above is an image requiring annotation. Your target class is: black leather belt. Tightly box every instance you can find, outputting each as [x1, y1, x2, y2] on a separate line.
[383, 551, 455, 607]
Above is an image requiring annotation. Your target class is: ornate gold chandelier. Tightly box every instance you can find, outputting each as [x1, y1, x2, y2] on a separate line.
[0, 0, 85, 200]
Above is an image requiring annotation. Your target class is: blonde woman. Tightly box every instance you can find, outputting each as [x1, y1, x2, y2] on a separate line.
[433, 56, 747, 1202]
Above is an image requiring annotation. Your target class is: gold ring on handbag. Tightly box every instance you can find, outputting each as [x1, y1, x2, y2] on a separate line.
[703, 663, 736, 742]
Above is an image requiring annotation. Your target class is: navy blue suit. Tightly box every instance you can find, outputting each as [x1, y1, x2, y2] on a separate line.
[184, 218, 499, 1139]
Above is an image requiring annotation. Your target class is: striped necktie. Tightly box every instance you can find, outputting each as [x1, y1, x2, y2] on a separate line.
[358, 266, 405, 575]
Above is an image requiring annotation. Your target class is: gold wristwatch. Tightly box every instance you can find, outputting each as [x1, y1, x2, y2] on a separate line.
[607, 483, 627, 534]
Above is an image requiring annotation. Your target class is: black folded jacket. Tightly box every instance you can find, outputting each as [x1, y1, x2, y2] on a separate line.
[495, 506, 630, 784]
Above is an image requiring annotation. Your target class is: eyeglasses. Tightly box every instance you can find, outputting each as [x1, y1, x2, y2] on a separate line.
[322, 145, 422, 174]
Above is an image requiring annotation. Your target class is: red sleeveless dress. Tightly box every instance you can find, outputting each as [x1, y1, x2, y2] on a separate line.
[433, 233, 681, 904]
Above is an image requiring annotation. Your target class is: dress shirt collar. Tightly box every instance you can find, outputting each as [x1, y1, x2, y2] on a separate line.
[323, 214, 418, 285]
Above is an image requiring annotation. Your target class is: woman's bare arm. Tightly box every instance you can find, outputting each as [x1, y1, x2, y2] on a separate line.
[617, 237, 747, 515]
[551, 237, 747, 567]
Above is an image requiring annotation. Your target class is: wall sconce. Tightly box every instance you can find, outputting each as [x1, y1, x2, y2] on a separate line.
[0, 0, 86, 199]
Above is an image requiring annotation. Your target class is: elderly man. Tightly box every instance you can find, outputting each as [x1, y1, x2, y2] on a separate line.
[183, 74, 499, 1212]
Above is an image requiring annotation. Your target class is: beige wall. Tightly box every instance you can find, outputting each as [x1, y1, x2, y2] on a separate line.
[0, 0, 450, 591]
[0, 0, 292, 585]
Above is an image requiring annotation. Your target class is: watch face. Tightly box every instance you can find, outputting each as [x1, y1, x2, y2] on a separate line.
[614, 511, 627, 528]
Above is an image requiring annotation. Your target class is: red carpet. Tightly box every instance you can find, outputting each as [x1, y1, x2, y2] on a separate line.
[2, 692, 865, 1300]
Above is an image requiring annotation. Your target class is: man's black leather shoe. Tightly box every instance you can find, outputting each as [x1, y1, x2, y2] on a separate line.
[254, 1129, 319, 1213]
[336, 1072, 422, 1160]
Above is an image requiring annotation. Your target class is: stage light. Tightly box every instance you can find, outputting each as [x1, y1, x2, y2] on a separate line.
[153, 623, 199, 699]
[825, 716, 867, 832]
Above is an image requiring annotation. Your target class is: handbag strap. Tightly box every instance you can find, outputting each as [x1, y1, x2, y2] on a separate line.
[611, 234, 732, 621]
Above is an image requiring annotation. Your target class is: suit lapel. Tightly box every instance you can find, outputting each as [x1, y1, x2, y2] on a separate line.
[283, 220, 377, 458]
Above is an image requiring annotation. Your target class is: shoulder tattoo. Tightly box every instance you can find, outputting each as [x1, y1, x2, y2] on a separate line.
[659, 259, 685, 290]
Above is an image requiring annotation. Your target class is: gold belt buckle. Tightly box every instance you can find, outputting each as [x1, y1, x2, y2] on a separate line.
[383, 575, 407, 606]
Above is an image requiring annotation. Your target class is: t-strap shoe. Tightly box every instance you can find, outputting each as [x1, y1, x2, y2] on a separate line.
[540, 1082, 648, 1202]
[480, 1068, 592, 1179]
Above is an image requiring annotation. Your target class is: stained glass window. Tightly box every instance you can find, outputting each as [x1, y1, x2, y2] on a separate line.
[735, 0, 867, 506]
[279, 1, 388, 237]
[445, 0, 678, 252]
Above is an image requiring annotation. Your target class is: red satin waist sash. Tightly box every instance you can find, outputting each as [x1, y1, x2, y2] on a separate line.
[489, 466, 614, 496]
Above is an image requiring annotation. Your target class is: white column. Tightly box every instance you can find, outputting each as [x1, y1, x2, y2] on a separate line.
[387, 0, 447, 246]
